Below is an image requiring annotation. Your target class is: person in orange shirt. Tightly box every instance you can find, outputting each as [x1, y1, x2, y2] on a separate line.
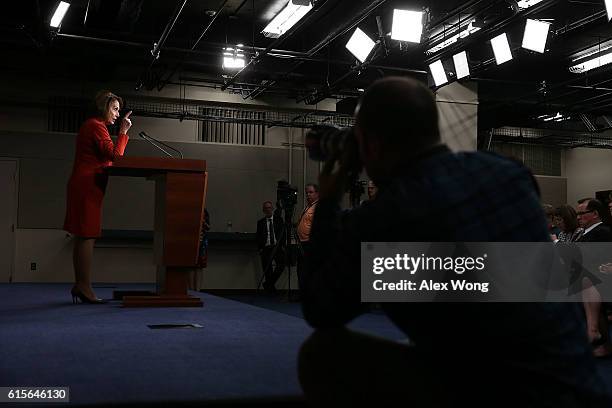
[63, 90, 132, 304]
[296, 183, 319, 296]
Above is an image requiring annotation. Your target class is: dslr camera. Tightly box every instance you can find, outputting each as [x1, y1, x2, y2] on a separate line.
[304, 124, 361, 172]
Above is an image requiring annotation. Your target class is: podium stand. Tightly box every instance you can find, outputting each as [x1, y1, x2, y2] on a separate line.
[106, 156, 207, 307]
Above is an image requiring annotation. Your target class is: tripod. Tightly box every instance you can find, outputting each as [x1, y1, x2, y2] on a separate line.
[256, 203, 303, 300]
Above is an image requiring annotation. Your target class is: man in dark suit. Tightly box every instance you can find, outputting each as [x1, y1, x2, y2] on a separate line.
[256, 201, 285, 293]
[577, 198, 612, 242]
[298, 77, 611, 406]
[576, 198, 612, 357]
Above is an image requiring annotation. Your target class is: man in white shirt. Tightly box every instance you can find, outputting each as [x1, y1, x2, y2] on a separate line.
[256, 201, 285, 294]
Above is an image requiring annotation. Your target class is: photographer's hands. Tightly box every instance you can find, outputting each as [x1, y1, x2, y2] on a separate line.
[318, 147, 353, 202]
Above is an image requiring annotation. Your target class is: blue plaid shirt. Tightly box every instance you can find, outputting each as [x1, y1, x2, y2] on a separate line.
[304, 145, 610, 405]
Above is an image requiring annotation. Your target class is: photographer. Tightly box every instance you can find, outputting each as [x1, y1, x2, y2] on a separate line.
[256, 201, 285, 294]
[298, 77, 610, 406]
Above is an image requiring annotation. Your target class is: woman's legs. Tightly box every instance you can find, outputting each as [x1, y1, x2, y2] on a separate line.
[73, 236, 97, 299]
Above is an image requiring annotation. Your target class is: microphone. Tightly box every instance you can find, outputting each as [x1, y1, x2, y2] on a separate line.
[138, 131, 184, 159]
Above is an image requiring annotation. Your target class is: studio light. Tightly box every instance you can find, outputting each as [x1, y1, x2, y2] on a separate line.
[429, 60, 448, 87]
[391, 9, 423, 43]
[345, 28, 376, 63]
[491, 33, 513, 65]
[522, 19, 550, 53]
[50, 1, 70, 28]
[453, 51, 470, 79]
[262, 0, 312, 38]
[222, 47, 245, 70]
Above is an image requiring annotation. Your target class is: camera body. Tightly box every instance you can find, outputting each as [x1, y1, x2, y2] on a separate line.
[277, 180, 298, 210]
[304, 124, 361, 175]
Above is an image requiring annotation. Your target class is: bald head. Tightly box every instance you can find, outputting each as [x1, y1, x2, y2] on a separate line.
[355, 77, 440, 153]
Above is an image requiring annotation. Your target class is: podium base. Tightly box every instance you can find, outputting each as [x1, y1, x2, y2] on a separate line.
[113, 290, 156, 300]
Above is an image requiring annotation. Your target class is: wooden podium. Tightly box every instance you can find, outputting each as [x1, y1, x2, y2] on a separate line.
[106, 156, 207, 307]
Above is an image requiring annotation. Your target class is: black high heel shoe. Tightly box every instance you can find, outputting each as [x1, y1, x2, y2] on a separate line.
[71, 287, 107, 304]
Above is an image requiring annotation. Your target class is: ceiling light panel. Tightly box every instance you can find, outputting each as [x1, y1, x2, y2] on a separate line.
[391, 9, 423, 43]
[429, 60, 448, 87]
[262, 1, 312, 38]
[522, 19, 550, 53]
[453, 51, 470, 79]
[346, 28, 376, 63]
[491, 33, 513, 65]
[569, 51, 612, 73]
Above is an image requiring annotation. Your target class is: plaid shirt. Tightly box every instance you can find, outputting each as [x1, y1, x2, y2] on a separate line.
[304, 145, 610, 406]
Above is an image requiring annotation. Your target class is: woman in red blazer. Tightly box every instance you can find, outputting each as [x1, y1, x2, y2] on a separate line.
[63, 90, 132, 304]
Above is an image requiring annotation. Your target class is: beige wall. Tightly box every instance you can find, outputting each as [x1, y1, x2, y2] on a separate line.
[13, 228, 300, 290]
[2, 76, 478, 287]
[534, 175, 567, 207]
[565, 147, 612, 206]
[436, 81, 478, 152]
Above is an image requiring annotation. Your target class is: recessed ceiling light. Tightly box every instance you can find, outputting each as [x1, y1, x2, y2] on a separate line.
[569, 51, 612, 73]
[262, 1, 312, 38]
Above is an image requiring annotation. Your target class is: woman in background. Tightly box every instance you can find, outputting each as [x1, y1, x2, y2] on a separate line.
[64, 90, 132, 303]
[543, 203, 561, 241]
[554, 204, 583, 242]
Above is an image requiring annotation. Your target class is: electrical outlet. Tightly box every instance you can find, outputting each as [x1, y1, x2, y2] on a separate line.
[30, 262, 37, 271]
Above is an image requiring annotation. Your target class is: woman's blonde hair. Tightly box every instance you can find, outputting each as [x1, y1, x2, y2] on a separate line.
[92, 90, 123, 118]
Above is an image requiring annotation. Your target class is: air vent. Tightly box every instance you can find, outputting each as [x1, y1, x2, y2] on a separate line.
[48, 96, 120, 135]
[200, 107, 266, 145]
[491, 142, 561, 176]
[48, 96, 88, 133]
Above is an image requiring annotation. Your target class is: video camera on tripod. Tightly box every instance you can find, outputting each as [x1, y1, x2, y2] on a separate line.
[276, 180, 298, 211]
[304, 124, 366, 207]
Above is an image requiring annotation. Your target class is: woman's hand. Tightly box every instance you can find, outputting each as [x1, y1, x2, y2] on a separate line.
[119, 110, 132, 135]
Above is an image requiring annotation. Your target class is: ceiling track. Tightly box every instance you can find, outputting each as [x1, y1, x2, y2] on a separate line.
[156, 0, 230, 91]
[248, 0, 389, 100]
[220, 0, 333, 91]
[136, 0, 188, 91]
[423, 0, 559, 65]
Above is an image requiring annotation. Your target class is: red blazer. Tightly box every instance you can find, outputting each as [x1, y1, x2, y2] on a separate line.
[63, 118, 129, 237]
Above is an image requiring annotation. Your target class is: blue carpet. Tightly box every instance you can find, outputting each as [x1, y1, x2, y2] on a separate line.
[0, 284, 311, 406]
[0, 284, 406, 406]
[217, 293, 407, 341]
[4, 284, 611, 406]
